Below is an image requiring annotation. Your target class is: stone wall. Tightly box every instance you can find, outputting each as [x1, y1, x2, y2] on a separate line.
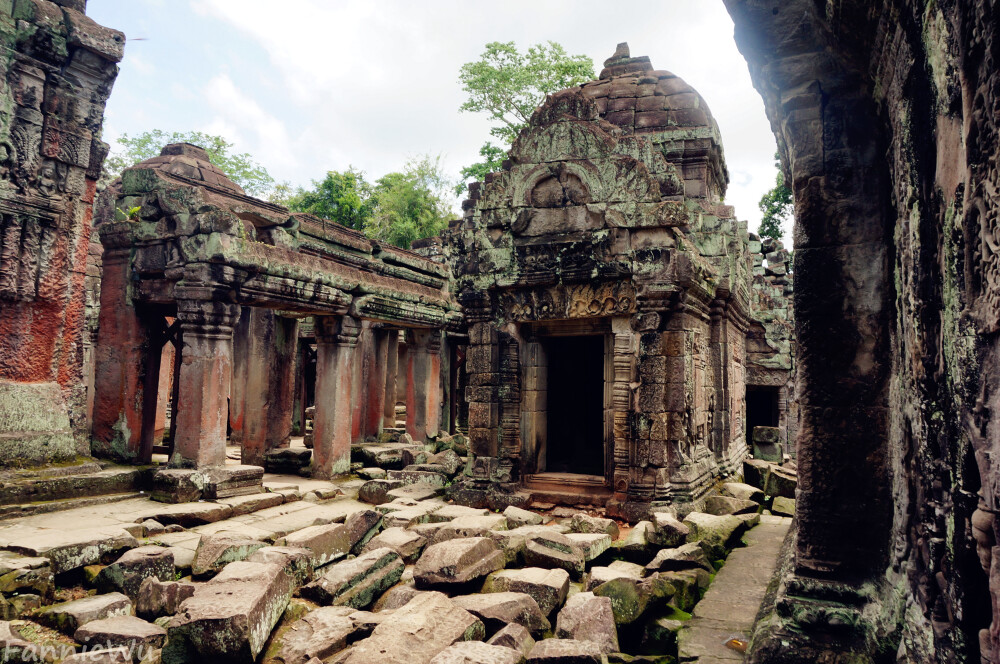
[0, 0, 121, 465]
[725, 0, 999, 661]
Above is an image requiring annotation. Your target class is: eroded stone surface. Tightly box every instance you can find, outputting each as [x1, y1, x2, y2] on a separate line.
[301, 548, 404, 608]
[554, 592, 618, 653]
[414, 538, 505, 588]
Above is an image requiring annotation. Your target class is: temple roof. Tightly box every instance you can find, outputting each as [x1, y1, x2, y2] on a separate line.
[129, 143, 246, 196]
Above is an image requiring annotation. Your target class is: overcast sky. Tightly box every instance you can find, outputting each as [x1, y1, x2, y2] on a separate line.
[87, 0, 786, 238]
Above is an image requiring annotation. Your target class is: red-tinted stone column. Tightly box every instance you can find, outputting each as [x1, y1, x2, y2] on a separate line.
[312, 316, 359, 479]
[171, 300, 239, 468]
[351, 323, 374, 444]
[405, 329, 442, 441]
[240, 308, 275, 466]
[364, 328, 389, 440]
[265, 315, 299, 450]
[91, 238, 152, 461]
[228, 307, 252, 444]
[383, 330, 399, 429]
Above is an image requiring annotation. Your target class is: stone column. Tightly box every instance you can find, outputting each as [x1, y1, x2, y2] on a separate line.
[383, 330, 399, 428]
[351, 323, 374, 444]
[366, 328, 389, 439]
[171, 300, 240, 468]
[91, 240, 153, 462]
[405, 329, 441, 441]
[467, 323, 500, 458]
[228, 307, 252, 444]
[241, 308, 275, 466]
[265, 316, 299, 450]
[312, 316, 359, 479]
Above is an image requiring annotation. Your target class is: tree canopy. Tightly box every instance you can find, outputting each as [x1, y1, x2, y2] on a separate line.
[103, 129, 275, 198]
[285, 156, 454, 250]
[455, 41, 594, 195]
[757, 152, 792, 241]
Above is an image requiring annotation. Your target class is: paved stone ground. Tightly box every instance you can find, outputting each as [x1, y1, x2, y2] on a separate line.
[678, 514, 792, 662]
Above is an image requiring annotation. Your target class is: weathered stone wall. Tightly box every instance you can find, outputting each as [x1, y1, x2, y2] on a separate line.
[725, 0, 999, 661]
[0, 0, 121, 465]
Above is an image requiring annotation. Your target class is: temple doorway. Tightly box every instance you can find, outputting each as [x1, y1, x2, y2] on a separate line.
[745, 385, 780, 446]
[543, 335, 605, 475]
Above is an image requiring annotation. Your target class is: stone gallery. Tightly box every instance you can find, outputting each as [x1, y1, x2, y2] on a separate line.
[0, 0, 995, 663]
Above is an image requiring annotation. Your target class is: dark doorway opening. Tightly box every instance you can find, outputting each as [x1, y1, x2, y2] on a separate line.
[545, 335, 605, 475]
[746, 385, 780, 447]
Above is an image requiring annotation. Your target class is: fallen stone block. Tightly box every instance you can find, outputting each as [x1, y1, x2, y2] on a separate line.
[682, 512, 748, 560]
[771, 496, 796, 516]
[764, 466, 797, 499]
[220, 492, 285, 516]
[363, 527, 427, 563]
[264, 448, 312, 475]
[526, 638, 602, 662]
[612, 521, 655, 562]
[357, 467, 387, 480]
[427, 449, 462, 476]
[661, 569, 704, 612]
[192, 534, 266, 579]
[150, 469, 203, 503]
[36, 592, 133, 634]
[201, 465, 265, 499]
[136, 578, 196, 620]
[426, 504, 491, 523]
[742, 459, 772, 490]
[703, 495, 759, 516]
[0, 552, 53, 598]
[261, 605, 357, 664]
[429, 641, 523, 664]
[358, 479, 404, 505]
[584, 561, 643, 592]
[523, 532, 586, 578]
[163, 561, 293, 663]
[143, 502, 234, 528]
[649, 512, 689, 547]
[276, 523, 351, 568]
[328, 591, 485, 664]
[452, 591, 550, 635]
[432, 515, 509, 544]
[388, 469, 448, 487]
[563, 533, 612, 562]
[74, 615, 167, 655]
[96, 546, 175, 599]
[555, 591, 618, 653]
[592, 574, 675, 625]
[720, 482, 764, 503]
[372, 584, 428, 612]
[568, 514, 619, 539]
[414, 537, 505, 588]
[487, 622, 535, 656]
[387, 483, 445, 502]
[5, 528, 138, 575]
[344, 508, 384, 553]
[247, 546, 314, 588]
[503, 506, 542, 528]
[300, 548, 404, 608]
[482, 567, 570, 616]
[644, 542, 714, 574]
[302, 487, 344, 502]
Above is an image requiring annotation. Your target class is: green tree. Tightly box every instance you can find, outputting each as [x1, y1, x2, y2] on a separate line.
[757, 152, 792, 241]
[456, 41, 594, 195]
[365, 156, 454, 249]
[104, 129, 275, 197]
[285, 167, 374, 232]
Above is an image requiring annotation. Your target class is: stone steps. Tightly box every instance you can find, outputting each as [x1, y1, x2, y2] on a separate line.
[0, 465, 153, 508]
[0, 491, 145, 520]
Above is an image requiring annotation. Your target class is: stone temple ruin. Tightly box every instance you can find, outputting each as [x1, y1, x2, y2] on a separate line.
[0, 1, 997, 663]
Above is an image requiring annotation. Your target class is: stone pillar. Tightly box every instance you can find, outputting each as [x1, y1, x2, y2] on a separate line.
[171, 300, 239, 469]
[383, 330, 399, 429]
[91, 240, 152, 462]
[153, 341, 176, 445]
[467, 323, 500, 457]
[405, 329, 441, 441]
[265, 316, 299, 450]
[351, 323, 374, 444]
[228, 307, 252, 444]
[312, 316, 359, 479]
[240, 308, 275, 466]
[366, 328, 389, 439]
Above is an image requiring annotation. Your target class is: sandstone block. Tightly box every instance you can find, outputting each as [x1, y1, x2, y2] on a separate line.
[164, 561, 294, 663]
[328, 591, 485, 664]
[682, 512, 748, 560]
[649, 512, 689, 547]
[644, 542, 714, 574]
[247, 546, 315, 588]
[720, 482, 764, 503]
[503, 506, 542, 528]
[771, 496, 796, 516]
[358, 479, 404, 504]
[703, 495, 759, 516]
[262, 606, 357, 664]
[584, 561, 643, 591]
[429, 641, 523, 664]
[427, 504, 491, 523]
[592, 573, 675, 625]
[525, 638, 602, 662]
[432, 515, 509, 544]
[414, 537, 505, 588]
[96, 546, 174, 599]
[6, 528, 138, 575]
[37, 592, 133, 634]
[764, 466, 797, 498]
[482, 567, 570, 616]
[452, 591, 550, 635]
[524, 532, 586, 577]
[555, 592, 618, 653]
[563, 533, 612, 561]
[487, 622, 535, 656]
[74, 615, 166, 654]
[344, 508, 383, 552]
[136, 578, 196, 620]
[192, 534, 266, 579]
[363, 527, 427, 563]
[277, 523, 351, 568]
[613, 521, 655, 562]
[742, 459, 771, 490]
[301, 548, 404, 608]
[568, 514, 619, 539]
